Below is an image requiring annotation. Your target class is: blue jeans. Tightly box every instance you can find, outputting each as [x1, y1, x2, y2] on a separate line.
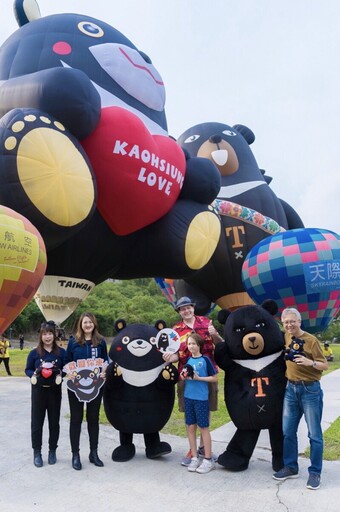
[283, 381, 324, 475]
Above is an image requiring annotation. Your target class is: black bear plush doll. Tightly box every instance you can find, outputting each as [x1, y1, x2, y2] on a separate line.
[104, 320, 178, 462]
[214, 300, 286, 472]
[284, 336, 305, 361]
[30, 360, 62, 386]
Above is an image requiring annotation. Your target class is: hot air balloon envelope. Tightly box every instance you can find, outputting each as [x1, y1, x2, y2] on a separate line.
[0, 205, 46, 334]
[242, 228, 340, 333]
[34, 275, 94, 325]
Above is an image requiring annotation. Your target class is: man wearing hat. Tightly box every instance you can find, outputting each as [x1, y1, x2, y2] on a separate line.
[168, 296, 223, 466]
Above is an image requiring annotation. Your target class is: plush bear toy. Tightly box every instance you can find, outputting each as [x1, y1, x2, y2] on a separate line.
[214, 299, 286, 472]
[174, 122, 304, 314]
[0, 1, 221, 290]
[103, 320, 178, 462]
[284, 336, 305, 362]
[180, 363, 194, 380]
[31, 360, 62, 386]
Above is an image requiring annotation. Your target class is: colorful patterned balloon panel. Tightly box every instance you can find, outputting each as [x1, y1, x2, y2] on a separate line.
[0, 205, 47, 334]
[241, 228, 340, 333]
[154, 278, 177, 307]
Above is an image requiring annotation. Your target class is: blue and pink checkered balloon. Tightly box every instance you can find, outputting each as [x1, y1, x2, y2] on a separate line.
[242, 228, 340, 333]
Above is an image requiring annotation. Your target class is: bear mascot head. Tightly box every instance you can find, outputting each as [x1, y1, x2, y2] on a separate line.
[103, 319, 179, 462]
[214, 299, 286, 472]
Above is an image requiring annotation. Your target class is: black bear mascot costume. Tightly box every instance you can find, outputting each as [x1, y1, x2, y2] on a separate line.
[214, 300, 286, 471]
[104, 320, 179, 462]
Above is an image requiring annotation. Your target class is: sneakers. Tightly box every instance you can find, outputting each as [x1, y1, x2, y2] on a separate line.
[198, 446, 218, 463]
[306, 473, 321, 490]
[196, 458, 215, 474]
[181, 450, 192, 467]
[182, 448, 218, 466]
[187, 457, 200, 472]
[272, 466, 299, 481]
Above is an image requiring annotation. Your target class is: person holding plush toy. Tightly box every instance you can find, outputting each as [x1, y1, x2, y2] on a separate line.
[25, 321, 66, 468]
[168, 296, 222, 466]
[273, 307, 328, 490]
[181, 333, 218, 474]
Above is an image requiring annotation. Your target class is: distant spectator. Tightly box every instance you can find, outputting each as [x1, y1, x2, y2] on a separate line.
[0, 336, 12, 376]
[322, 343, 334, 362]
[19, 334, 24, 350]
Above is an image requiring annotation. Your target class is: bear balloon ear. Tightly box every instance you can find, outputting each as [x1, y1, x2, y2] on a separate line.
[114, 319, 127, 333]
[233, 124, 255, 145]
[14, 0, 41, 27]
[217, 309, 232, 325]
[261, 299, 279, 316]
[260, 169, 273, 184]
[155, 319, 167, 331]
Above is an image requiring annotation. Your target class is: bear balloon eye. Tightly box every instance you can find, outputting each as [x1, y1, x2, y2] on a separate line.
[183, 134, 200, 143]
[78, 21, 104, 38]
[255, 322, 266, 328]
[122, 336, 130, 345]
[235, 327, 245, 333]
[222, 130, 237, 137]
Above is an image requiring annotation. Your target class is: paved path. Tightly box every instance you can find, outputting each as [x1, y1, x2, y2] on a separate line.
[0, 370, 339, 512]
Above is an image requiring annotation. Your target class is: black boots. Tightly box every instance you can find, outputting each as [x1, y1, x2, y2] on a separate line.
[48, 450, 57, 465]
[33, 450, 43, 468]
[72, 452, 82, 470]
[89, 449, 104, 467]
[34, 450, 56, 466]
[72, 450, 103, 469]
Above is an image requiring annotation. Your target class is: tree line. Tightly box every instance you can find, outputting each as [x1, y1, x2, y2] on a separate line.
[5, 278, 339, 342]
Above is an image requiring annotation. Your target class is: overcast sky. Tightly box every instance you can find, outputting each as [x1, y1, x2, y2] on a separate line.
[1, 0, 339, 233]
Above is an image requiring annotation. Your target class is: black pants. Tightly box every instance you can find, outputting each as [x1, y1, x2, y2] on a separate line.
[68, 388, 103, 453]
[0, 357, 12, 375]
[31, 385, 62, 451]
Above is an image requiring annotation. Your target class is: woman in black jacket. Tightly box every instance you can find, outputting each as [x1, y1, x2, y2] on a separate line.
[25, 321, 66, 467]
[65, 312, 108, 470]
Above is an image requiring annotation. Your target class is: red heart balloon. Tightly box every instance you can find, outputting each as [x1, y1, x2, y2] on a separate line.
[81, 107, 186, 235]
[41, 368, 53, 379]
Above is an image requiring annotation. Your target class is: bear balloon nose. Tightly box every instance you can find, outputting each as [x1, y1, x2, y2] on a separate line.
[209, 134, 222, 144]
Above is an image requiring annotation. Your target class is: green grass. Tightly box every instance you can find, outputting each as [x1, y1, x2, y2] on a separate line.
[2, 347, 30, 376]
[6, 345, 340, 460]
[323, 417, 340, 460]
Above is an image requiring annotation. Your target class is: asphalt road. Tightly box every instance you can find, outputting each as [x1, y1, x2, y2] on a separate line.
[0, 371, 339, 512]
